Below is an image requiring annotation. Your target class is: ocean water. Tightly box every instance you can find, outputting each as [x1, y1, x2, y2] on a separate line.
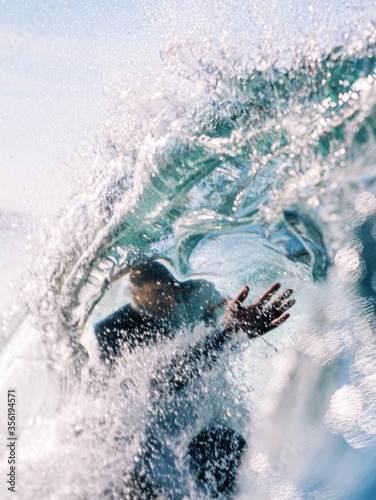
[1, 2, 376, 498]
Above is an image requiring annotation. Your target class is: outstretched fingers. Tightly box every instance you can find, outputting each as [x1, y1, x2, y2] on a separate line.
[269, 313, 290, 330]
[224, 283, 294, 336]
[234, 285, 250, 305]
[266, 298, 295, 320]
[278, 298, 295, 314]
[257, 282, 281, 307]
[270, 289, 294, 310]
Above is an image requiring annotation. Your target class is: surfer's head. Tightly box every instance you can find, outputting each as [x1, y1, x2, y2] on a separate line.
[129, 261, 180, 318]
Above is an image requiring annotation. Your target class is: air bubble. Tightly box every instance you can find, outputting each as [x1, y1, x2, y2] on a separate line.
[355, 192, 376, 217]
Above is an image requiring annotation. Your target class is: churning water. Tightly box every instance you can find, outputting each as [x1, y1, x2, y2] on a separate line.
[1, 1, 376, 498]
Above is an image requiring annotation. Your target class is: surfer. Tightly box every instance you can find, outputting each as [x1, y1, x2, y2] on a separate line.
[94, 261, 293, 363]
[94, 260, 224, 364]
[94, 260, 295, 497]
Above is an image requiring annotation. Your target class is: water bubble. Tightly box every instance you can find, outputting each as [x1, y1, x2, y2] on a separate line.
[326, 385, 363, 433]
[354, 192, 376, 217]
[307, 196, 320, 207]
[334, 247, 360, 282]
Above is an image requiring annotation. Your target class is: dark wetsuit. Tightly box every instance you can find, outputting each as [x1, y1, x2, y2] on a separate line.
[94, 279, 222, 364]
[94, 281, 246, 498]
[94, 304, 175, 364]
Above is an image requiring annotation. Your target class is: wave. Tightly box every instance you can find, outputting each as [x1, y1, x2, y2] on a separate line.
[21, 28, 376, 356]
[1, 21, 376, 499]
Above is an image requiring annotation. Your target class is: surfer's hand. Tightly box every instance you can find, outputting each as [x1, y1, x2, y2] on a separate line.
[222, 283, 294, 338]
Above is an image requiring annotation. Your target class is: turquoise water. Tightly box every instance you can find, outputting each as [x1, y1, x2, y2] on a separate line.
[1, 9, 376, 499]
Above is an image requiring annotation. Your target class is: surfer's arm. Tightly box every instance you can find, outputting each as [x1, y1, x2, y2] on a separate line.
[150, 327, 232, 398]
[151, 283, 294, 399]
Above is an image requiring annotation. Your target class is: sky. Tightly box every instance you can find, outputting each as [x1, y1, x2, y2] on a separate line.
[0, 0, 158, 216]
[1, 0, 375, 216]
